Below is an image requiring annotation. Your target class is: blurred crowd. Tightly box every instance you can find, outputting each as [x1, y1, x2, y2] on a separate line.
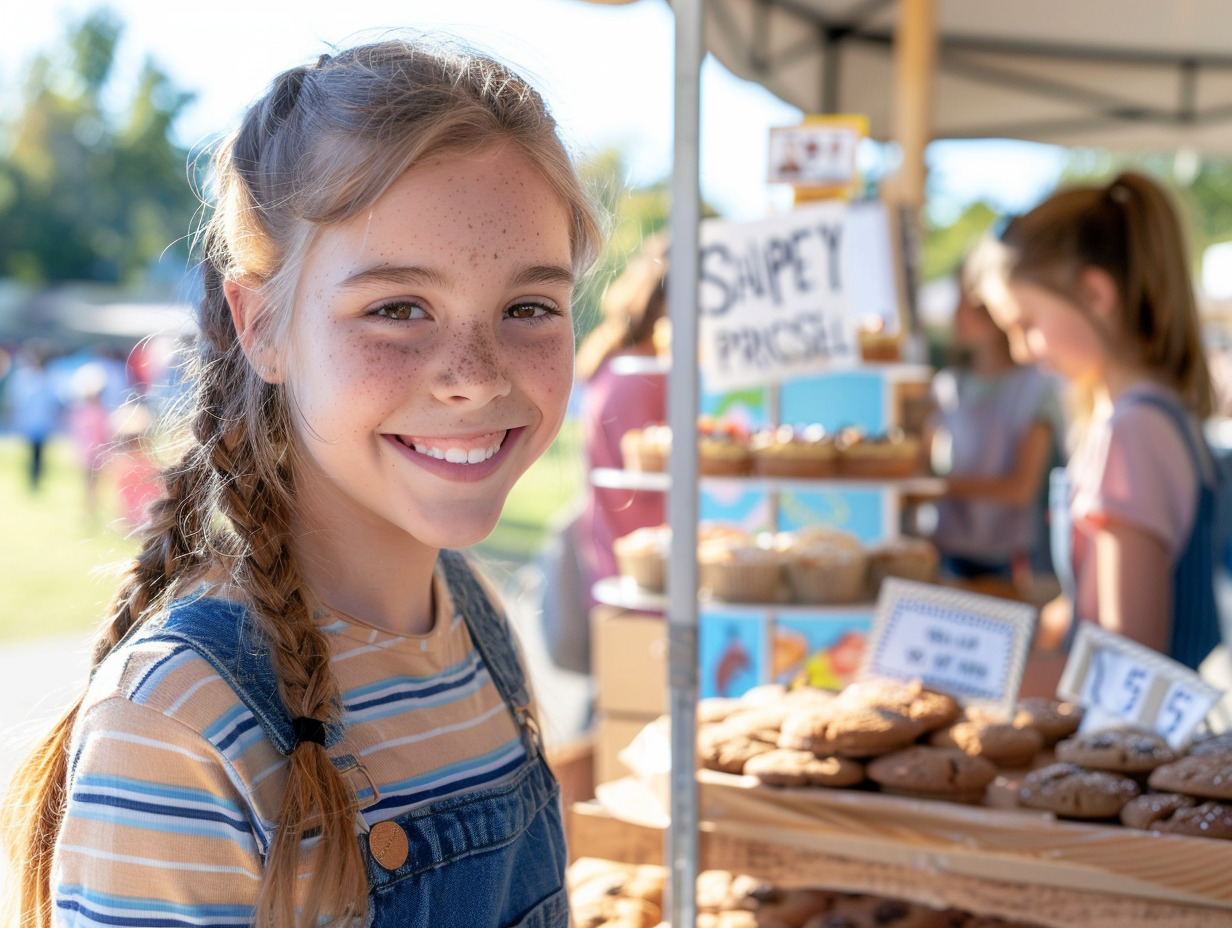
[0, 336, 181, 529]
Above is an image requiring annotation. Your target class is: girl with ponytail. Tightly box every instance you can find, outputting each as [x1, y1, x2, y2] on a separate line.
[5, 37, 600, 928]
[973, 170, 1220, 693]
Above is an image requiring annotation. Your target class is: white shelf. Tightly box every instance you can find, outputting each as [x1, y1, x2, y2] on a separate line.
[592, 576, 876, 616]
[590, 467, 945, 495]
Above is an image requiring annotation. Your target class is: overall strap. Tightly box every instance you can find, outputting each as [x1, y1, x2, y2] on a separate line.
[135, 595, 345, 756]
[437, 549, 541, 756]
[1120, 392, 1222, 670]
[1125, 393, 1214, 488]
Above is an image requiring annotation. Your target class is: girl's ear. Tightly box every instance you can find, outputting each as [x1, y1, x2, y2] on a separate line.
[1078, 266, 1120, 325]
[224, 278, 284, 384]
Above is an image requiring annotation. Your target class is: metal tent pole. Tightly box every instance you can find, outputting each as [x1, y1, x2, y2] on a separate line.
[667, 0, 703, 924]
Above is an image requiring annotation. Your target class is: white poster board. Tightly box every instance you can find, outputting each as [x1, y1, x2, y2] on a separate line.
[698, 200, 864, 391]
[861, 579, 1037, 713]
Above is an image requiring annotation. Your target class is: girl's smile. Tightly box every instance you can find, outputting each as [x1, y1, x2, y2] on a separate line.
[384, 426, 524, 481]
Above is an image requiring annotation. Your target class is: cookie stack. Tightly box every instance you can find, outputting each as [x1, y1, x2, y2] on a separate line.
[1015, 727, 1232, 839]
[1125, 731, 1232, 839]
[697, 679, 1070, 806]
[568, 858, 1051, 928]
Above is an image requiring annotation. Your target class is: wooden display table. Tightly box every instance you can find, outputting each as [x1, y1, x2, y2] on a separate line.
[568, 772, 1232, 928]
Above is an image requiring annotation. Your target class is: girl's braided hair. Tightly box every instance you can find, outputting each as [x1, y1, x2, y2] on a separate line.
[5, 37, 600, 927]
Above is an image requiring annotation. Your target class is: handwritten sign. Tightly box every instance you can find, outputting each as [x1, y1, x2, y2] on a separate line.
[861, 579, 1036, 712]
[1057, 623, 1222, 749]
[698, 201, 860, 391]
[768, 115, 867, 196]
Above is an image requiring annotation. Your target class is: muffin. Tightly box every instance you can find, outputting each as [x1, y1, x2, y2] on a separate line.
[786, 540, 869, 604]
[698, 536, 784, 602]
[750, 424, 839, 478]
[613, 525, 670, 591]
[698, 417, 753, 477]
[868, 536, 939, 587]
[837, 427, 922, 479]
[620, 424, 671, 473]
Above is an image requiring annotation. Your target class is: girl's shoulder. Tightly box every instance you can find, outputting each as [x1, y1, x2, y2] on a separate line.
[80, 596, 286, 779]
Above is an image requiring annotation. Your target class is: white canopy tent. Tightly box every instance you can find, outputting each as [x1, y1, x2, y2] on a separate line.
[575, 2, 1232, 924]
[703, 0, 1232, 154]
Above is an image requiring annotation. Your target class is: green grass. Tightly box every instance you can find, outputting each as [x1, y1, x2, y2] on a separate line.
[476, 421, 585, 563]
[0, 423, 585, 642]
[0, 436, 139, 642]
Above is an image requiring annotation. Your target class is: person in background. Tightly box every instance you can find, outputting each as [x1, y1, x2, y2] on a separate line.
[67, 362, 114, 522]
[531, 237, 668, 675]
[974, 171, 1220, 694]
[7, 343, 61, 492]
[575, 236, 669, 596]
[926, 257, 1064, 589]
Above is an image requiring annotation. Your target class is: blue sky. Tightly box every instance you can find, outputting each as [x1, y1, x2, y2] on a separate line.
[1, 0, 1066, 221]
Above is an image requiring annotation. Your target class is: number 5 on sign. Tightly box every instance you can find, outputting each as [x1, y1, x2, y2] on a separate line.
[1058, 624, 1222, 749]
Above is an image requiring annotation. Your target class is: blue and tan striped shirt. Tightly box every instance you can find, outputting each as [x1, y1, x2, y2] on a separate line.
[52, 569, 526, 926]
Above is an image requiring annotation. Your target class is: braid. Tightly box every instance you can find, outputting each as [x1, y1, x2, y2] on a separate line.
[210, 400, 366, 926]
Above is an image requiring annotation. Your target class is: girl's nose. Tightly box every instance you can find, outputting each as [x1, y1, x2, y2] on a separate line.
[429, 324, 513, 406]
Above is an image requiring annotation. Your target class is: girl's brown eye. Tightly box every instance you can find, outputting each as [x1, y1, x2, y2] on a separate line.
[373, 301, 424, 321]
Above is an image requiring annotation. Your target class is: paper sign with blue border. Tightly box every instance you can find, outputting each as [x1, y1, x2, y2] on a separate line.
[1057, 623, 1223, 750]
[861, 579, 1035, 713]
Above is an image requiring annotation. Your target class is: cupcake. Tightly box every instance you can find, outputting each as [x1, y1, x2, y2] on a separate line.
[613, 525, 670, 591]
[836, 427, 922, 479]
[620, 424, 671, 473]
[786, 540, 869, 604]
[698, 535, 783, 603]
[868, 536, 939, 587]
[750, 424, 838, 478]
[697, 416, 752, 477]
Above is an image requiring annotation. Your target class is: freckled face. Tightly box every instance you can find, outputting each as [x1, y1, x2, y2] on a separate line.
[281, 147, 576, 551]
[986, 280, 1107, 387]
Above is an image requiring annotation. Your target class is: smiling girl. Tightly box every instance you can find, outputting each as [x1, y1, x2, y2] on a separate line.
[6, 39, 600, 928]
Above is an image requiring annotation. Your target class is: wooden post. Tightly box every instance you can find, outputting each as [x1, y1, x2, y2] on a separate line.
[892, 0, 937, 210]
[886, 0, 938, 346]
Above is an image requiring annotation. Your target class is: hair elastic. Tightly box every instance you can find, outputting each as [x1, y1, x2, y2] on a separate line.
[292, 717, 327, 747]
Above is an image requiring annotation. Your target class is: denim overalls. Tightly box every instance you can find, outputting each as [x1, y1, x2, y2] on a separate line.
[128, 549, 569, 927]
[1052, 394, 1222, 670]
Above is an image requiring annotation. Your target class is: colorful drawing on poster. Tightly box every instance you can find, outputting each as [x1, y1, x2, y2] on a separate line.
[701, 485, 771, 531]
[775, 614, 873, 690]
[701, 386, 767, 429]
[781, 371, 886, 434]
[700, 611, 766, 699]
[781, 488, 884, 544]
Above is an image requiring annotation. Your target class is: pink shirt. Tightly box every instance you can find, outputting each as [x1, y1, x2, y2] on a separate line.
[1069, 383, 1202, 621]
[575, 356, 666, 598]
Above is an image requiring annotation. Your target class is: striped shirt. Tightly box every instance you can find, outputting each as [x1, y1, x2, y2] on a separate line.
[52, 568, 526, 927]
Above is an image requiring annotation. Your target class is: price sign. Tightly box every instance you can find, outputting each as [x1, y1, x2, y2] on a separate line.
[861, 579, 1037, 713]
[1058, 623, 1222, 749]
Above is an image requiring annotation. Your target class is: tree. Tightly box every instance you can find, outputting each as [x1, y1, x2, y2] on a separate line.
[0, 8, 198, 285]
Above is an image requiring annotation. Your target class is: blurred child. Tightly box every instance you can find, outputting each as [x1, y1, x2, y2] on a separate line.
[67, 362, 113, 522]
[975, 171, 1220, 692]
[927, 260, 1063, 587]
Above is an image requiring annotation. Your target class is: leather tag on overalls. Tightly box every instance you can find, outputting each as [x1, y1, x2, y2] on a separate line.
[369, 820, 409, 870]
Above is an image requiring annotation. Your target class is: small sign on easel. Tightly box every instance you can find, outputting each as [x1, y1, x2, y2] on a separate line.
[860, 579, 1036, 714]
[1057, 623, 1222, 749]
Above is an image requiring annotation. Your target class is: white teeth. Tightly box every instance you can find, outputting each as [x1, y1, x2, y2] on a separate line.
[407, 436, 504, 464]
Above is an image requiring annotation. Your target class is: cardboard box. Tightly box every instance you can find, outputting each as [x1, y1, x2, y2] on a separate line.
[594, 711, 658, 786]
[593, 608, 667, 715]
